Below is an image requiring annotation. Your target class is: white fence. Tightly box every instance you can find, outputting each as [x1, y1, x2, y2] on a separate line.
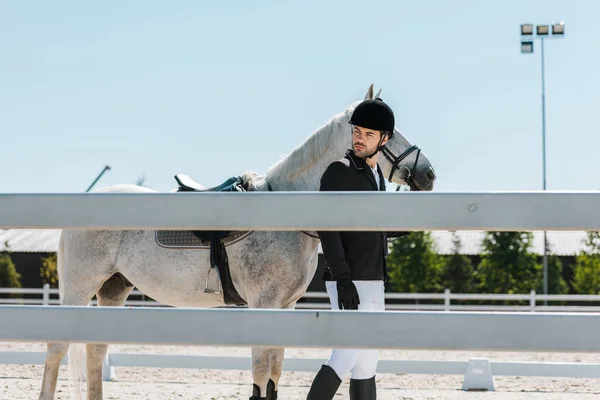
[3, 305, 600, 350]
[2, 305, 600, 391]
[4, 350, 600, 392]
[2, 191, 600, 392]
[5, 285, 600, 312]
[1, 191, 600, 231]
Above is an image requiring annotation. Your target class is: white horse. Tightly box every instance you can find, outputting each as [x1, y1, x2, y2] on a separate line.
[37, 84, 436, 400]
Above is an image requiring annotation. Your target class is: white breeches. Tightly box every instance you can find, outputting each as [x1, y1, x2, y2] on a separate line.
[324, 280, 385, 380]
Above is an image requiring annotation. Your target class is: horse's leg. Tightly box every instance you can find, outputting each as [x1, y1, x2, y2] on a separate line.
[39, 231, 123, 400]
[38, 340, 70, 400]
[247, 289, 285, 400]
[265, 300, 298, 400]
[85, 274, 133, 400]
[38, 293, 91, 400]
[249, 346, 271, 400]
[266, 350, 282, 400]
[38, 288, 105, 400]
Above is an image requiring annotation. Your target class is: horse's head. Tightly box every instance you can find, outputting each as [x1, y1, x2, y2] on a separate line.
[341, 84, 436, 191]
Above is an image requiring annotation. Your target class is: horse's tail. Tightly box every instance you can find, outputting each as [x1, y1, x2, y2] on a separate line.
[67, 343, 86, 400]
[57, 231, 87, 400]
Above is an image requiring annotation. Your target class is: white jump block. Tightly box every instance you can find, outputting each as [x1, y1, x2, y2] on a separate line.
[102, 354, 116, 382]
[462, 358, 495, 391]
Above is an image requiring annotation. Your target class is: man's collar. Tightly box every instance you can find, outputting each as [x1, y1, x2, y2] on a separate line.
[345, 149, 380, 171]
[344, 149, 385, 190]
[345, 149, 367, 170]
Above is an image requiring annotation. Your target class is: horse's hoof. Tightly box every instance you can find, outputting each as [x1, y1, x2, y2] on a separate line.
[267, 379, 277, 400]
[250, 383, 267, 400]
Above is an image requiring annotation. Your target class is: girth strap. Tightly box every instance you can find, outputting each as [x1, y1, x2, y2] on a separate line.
[209, 232, 246, 306]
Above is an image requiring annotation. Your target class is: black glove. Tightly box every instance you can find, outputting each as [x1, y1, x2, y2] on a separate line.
[335, 273, 359, 310]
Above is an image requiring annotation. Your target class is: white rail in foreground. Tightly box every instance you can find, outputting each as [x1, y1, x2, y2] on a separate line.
[1, 191, 600, 231]
[8, 350, 594, 377]
[2, 350, 600, 391]
[2, 305, 600, 352]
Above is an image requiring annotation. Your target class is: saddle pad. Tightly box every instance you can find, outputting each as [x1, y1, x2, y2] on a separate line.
[155, 230, 251, 248]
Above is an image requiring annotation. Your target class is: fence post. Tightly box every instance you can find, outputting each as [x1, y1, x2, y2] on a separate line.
[43, 284, 50, 306]
[530, 289, 536, 312]
[444, 288, 451, 311]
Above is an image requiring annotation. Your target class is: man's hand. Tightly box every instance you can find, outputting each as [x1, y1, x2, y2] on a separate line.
[335, 273, 360, 310]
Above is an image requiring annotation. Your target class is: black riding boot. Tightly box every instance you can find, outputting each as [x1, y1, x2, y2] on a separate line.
[349, 376, 376, 400]
[306, 365, 342, 400]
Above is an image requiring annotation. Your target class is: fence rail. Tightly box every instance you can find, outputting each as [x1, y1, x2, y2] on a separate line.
[3, 351, 600, 387]
[4, 285, 600, 312]
[2, 304, 600, 391]
[2, 191, 600, 231]
[2, 305, 600, 352]
[3, 190, 600, 392]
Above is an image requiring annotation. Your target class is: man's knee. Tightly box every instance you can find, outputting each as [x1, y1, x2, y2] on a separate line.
[351, 350, 378, 379]
[326, 349, 359, 378]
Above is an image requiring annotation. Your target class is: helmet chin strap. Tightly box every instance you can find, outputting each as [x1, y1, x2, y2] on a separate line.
[364, 134, 387, 160]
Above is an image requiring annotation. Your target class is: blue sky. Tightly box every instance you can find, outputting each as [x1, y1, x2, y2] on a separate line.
[1, 0, 597, 193]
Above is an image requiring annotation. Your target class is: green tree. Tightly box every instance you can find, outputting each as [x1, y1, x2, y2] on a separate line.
[41, 253, 59, 288]
[387, 231, 444, 292]
[441, 232, 474, 293]
[476, 232, 541, 294]
[0, 251, 22, 295]
[572, 232, 600, 294]
[537, 245, 569, 295]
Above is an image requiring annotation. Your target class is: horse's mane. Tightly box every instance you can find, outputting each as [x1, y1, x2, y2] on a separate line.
[266, 109, 349, 182]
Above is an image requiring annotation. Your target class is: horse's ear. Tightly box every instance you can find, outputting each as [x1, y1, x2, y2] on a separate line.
[375, 88, 382, 99]
[364, 84, 374, 100]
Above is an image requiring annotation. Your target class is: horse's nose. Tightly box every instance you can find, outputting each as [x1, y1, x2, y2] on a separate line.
[426, 167, 436, 182]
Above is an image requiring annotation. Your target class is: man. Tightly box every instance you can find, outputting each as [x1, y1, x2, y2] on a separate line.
[306, 97, 399, 400]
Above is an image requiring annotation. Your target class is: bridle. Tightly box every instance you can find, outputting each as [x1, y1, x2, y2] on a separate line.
[380, 143, 421, 190]
[266, 142, 422, 238]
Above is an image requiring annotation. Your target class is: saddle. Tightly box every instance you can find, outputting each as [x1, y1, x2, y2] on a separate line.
[174, 174, 249, 306]
[175, 174, 244, 193]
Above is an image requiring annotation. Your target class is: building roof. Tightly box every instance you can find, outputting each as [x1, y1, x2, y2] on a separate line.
[430, 230, 588, 256]
[0, 229, 591, 256]
[0, 229, 61, 253]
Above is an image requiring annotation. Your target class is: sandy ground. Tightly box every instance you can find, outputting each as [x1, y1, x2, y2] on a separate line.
[2, 341, 600, 399]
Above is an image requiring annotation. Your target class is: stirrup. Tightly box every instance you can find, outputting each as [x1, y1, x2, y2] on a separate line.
[205, 265, 223, 294]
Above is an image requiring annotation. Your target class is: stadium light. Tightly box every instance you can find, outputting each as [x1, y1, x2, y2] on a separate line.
[518, 21, 566, 299]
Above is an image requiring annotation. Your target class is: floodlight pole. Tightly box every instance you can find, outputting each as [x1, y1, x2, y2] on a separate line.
[540, 36, 548, 303]
[520, 23, 563, 300]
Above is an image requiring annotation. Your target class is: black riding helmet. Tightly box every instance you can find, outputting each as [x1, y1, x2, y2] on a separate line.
[348, 98, 395, 137]
[349, 98, 395, 159]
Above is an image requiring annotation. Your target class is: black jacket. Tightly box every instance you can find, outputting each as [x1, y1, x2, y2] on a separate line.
[318, 149, 403, 282]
